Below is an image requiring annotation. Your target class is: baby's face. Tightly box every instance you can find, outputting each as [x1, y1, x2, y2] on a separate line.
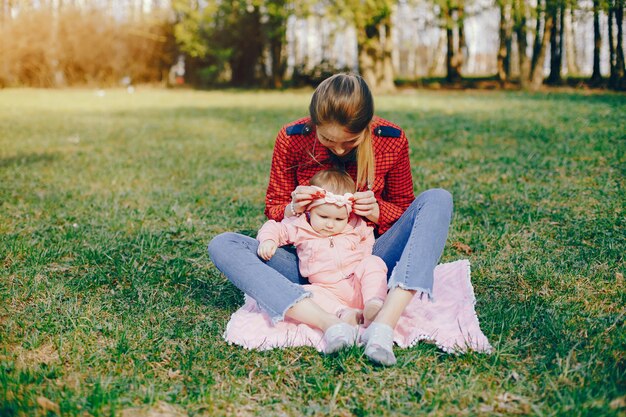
[309, 203, 349, 236]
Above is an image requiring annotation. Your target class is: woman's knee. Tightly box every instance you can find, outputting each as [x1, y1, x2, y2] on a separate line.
[416, 188, 453, 214]
[207, 232, 256, 260]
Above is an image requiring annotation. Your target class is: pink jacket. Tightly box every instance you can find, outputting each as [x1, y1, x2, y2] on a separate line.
[257, 214, 376, 284]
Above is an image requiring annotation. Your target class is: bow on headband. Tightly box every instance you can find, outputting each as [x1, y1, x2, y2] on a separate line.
[306, 185, 355, 215]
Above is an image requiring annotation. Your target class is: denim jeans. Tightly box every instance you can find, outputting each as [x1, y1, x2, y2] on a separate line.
[208, 188, 453, 323]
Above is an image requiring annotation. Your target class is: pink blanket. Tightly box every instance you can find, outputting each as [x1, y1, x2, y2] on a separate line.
[224, 259, 492, 354]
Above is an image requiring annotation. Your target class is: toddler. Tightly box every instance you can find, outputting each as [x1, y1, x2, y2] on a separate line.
[257, 168, 388, 353]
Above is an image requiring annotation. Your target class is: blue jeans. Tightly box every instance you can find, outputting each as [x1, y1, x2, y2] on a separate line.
[208, 188, 453, 323]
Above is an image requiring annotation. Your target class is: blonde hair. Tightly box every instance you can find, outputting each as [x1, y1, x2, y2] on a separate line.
[309, 168, 356, 195]
[309, 73, 375, 190]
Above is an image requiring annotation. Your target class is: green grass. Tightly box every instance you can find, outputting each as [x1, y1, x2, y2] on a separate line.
[0, 87, 625, 416]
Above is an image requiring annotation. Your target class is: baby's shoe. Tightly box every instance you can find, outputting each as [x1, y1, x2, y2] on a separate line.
[323, 322, 358, 354]
[361, 322, 396, 366]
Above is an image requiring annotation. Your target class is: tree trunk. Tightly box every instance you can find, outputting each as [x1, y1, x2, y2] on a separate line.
[530, 13, 553, 90]
[615, 0, 625, 87]
[428, 32, 446, 76]
[564, 7, 579, 76]
[548, 3, 562, 84]
[457, 6, 466, 77]
[497, 1, 512, 83]
[557, 3, 564, 77]
[505, 23, 513, 78]
[359, 43, 377, 90]
[446, 4, 463, 83]
[445, 6, 456, 81]
[266, 0, 288, 89]
[590, 0, 602, 83]
[380, 19, 396, 92]
[609, 0, 616, 84]
[269, 36, 286, 89]
[515, 0, 531, 89]
[531, 0, 543, 74]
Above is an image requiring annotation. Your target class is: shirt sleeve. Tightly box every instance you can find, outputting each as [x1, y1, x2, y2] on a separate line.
[264, 127, 297, 221]
[376, 134, 415, 234]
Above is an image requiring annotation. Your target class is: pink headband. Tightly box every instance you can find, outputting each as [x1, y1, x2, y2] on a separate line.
[307, 186, 355, 215]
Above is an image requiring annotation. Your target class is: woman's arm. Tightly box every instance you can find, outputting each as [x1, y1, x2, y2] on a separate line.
[265, 128, 297, 221]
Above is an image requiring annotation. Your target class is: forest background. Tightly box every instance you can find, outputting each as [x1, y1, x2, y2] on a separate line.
[1, 0, 625, 92]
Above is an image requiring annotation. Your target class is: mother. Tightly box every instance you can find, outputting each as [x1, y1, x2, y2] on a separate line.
[208, 73, 453, 366]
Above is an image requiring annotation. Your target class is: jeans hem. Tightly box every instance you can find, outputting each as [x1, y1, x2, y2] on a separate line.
[271, 290, 312, 325]
[388, 282, 434, 302]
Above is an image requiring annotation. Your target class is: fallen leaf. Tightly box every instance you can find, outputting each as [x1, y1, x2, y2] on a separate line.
[610, 396, 626, 409]
[167, 369, 182, 380]
[452, 241, 473, 254]
[37, 397, 60, 414]
[494, 392, 531, 414]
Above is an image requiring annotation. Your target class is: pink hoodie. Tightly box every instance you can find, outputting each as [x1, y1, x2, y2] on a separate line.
[257, 214, 376, 284]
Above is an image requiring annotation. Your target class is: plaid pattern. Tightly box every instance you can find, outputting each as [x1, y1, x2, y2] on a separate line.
[265, 116, 415, 235]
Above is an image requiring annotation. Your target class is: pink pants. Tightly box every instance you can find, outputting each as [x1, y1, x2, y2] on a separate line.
[304, 255, 388, 315]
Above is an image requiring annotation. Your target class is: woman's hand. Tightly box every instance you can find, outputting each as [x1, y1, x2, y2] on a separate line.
[286, 185, 325, 216]
[352, 190, 380, 224]
[257, 240, 278, 261]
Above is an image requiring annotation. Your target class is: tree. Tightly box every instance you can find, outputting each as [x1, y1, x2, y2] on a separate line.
[546, 0, 564, 84]
[218, 2, 265, 86]
[512, 0, 554, 90]
[333, 0, 396, 93]
[172, 0, 298, 87]
[529, 3, 553, 89]
[440, 0, 466, 83]
[590, 0, 602, 84]
[265, 0, 291, 88]
[513, 0, 531, 88]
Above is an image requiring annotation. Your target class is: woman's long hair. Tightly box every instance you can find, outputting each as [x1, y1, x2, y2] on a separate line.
[309, 73, 375, 190]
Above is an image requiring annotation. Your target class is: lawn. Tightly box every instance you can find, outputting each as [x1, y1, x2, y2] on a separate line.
[0, 88, 624, 416]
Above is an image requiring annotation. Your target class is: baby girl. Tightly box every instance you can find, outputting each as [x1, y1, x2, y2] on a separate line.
[257, 168, 388, 353]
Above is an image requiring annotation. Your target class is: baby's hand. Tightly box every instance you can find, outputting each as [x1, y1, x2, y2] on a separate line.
[257, 240, 278, 261]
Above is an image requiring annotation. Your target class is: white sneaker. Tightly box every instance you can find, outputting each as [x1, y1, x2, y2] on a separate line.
[323, 323, 358, 354]
[361, 322, 396, 366]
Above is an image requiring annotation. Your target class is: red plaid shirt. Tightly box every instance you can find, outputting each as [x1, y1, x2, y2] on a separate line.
[265, 116, 415, 235]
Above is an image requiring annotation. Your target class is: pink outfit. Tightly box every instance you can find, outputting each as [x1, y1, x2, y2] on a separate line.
[224, 260, 492, 354]
[257, 214, 388, 314]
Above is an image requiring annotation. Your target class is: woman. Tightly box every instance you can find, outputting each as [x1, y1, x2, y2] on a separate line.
[208, 73, 453, 366]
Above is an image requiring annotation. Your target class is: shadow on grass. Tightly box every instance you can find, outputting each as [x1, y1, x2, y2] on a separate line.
[0, 152, 58, 168]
